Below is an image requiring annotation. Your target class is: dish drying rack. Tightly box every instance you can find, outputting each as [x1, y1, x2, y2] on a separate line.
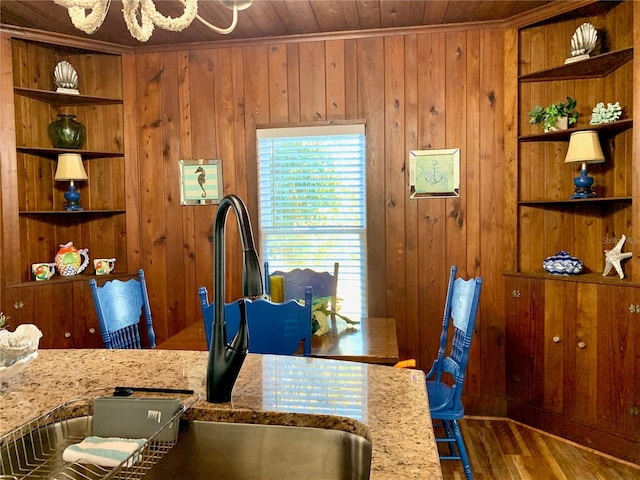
[0, 388, 199, 480]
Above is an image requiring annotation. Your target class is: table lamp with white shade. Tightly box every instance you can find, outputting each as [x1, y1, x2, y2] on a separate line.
[55, 153, 88, 211]
[564, 130, 605, 199]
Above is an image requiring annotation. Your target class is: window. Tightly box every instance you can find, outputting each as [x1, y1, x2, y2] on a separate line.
[257, 124, 366, 318]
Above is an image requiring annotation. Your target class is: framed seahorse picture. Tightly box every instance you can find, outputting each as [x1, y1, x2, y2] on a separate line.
[408, 148, 460, 199]
[179, 159, 223, 205]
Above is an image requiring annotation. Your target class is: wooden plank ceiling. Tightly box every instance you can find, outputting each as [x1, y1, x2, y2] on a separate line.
[0, 0, 551, 47]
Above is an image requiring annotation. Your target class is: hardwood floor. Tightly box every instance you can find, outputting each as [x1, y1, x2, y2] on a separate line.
[438, 418, 640, 479]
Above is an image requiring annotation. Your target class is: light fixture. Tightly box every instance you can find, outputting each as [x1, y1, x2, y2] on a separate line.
[53, 0, 253, 42]
[564, 130, 605, 199]
[55, 153, 88, 211]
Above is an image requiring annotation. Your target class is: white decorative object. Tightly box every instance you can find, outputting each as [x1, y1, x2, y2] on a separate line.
[590, 102, 623, 125]
[312, 311, 330, 336]
[0, 324, 42, 390]
[565, 23, 598, 64]
[603, 235, 633, 279]
[54, 60, 80, 95]
[52, 0, 253, 42]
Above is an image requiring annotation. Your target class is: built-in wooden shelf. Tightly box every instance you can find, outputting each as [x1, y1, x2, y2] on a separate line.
[504, 270, 639, 286]
[519, 47, 633, 82]
[17, 146, 124, 158]
[7, 272, 134, 288]
[14, 87, 122, 105]
[19, 210, 126, 216]
[518, 119, 633, 142]
[518, 197, 632, 206]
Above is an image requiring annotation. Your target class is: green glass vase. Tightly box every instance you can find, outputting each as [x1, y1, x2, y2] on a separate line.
[48, 114, 86, 149]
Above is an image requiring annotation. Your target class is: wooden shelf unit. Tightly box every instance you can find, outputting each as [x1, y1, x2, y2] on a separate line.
[504, 0, 639, 464]
[514, 1, 634, 282]
[1, 36, 134, 348]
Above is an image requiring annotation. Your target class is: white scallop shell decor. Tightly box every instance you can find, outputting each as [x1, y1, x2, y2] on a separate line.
[53, 61, 80, 95]
[568, 23, 597, 60]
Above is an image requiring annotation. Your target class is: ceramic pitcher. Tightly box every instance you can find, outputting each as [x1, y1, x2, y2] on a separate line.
[54, 241, 89, 276]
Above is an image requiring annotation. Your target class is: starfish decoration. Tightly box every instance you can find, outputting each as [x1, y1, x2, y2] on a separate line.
[603, 235, 633, 279]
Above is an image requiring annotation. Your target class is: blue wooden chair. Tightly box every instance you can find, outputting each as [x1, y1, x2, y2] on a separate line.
[89, 269, 156, 349]
[199, 286, 313, 356]
[264, 261, 338, 316]
[425, 266, 482, 480]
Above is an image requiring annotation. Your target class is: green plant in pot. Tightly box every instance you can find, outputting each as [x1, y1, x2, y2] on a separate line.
[528, 96, 578, 132]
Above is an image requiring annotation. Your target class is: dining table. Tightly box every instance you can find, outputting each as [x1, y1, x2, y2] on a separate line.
[158, 316, 400, 366]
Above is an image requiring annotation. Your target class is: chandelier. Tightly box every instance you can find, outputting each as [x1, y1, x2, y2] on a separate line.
[53, 0, 253, 42]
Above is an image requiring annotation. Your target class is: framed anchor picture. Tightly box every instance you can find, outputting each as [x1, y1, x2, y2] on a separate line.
[408, 148, 460, 199]
[179, 159, 223, 205]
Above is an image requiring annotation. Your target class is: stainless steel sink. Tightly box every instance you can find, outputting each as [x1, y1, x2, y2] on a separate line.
[2, 412, 371, 480]
[144, 419, 372, 480]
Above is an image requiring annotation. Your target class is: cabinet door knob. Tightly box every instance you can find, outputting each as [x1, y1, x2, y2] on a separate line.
[552, 336, 560, 343]
[64, 332, 71, 338]
[577, 341, 586, 349]
[13, 300, 24, 309]
[629, 304, 638, 314]
[89, 328, 96, 334]
[512, 290, 521, 298]
[629, 405, 639, 416]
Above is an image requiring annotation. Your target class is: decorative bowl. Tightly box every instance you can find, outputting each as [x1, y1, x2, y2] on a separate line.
[543, 251, 584, 275]
[0, 324, 42, 390]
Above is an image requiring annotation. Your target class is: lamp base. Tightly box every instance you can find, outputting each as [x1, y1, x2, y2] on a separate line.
[63, 185, 83, 211]
[570, 191, 596, 199]
[63, 204, 83, 211]
[570, 168, 596, 199]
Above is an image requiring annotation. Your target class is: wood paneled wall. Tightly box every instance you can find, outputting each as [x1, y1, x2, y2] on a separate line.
[132, 26, 506, 414]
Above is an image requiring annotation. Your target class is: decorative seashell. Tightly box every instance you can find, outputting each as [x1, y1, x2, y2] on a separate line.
[570, 23, 597, 57]
[53, 60, 79, 93]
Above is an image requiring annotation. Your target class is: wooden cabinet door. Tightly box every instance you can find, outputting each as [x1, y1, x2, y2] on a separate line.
[72, 280, 103, 348]
[506, 277, 573, 414]
[505, 276, 544, 405]
[563, 283, 598, 427]
[596, 285, 640, 441]
[3, 283, 75, 348]
[536, 279, 576, 415]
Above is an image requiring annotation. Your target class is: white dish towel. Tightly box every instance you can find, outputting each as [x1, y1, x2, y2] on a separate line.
[63, 436, 147, 467]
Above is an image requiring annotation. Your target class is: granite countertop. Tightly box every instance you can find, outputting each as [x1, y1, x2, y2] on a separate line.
[0, 349, 442, 479]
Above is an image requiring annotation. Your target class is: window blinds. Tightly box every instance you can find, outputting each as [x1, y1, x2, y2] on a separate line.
[257, 124, 366, 317]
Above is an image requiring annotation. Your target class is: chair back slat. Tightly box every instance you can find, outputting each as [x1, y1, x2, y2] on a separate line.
[199, 286, 313, 356]
[441, 356, 462, 379]
[451, 277, 477, 333]
[111, 324, 142, 349]
[97, 283, 144, 330]
[89, 269, 156, 349]
[264, 261, 338, 303]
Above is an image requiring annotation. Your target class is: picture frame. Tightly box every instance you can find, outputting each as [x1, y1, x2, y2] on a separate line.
[179, 159, 223, 205]
[408, 148, 460, 199]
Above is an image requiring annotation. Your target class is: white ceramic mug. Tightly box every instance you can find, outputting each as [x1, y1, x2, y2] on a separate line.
[32, 262, 56, 281]
[94, 258, 116, 275]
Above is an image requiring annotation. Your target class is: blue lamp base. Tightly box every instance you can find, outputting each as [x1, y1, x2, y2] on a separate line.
[63, 184, 83, 211]
[570, 167, 596, 199]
